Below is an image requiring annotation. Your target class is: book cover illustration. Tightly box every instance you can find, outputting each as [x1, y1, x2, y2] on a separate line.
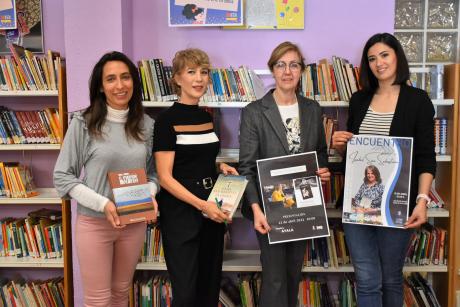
[342, 135, 413, 228]
[169, 0, 243, 27]
[257, 152, 330, 244]
[107, 168, 155, 225]
[0, 0, 16, 30]
[207, 174, 248, 219]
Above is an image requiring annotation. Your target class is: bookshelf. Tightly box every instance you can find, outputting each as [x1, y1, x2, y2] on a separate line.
[134, 61, 460, 305]
[0, 62, 73, 306]
[442, 63, 460, 307]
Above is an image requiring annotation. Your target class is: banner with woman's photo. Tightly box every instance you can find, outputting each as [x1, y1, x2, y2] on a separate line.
[343, 135, 413, 228]
[257, 152, 330, 244]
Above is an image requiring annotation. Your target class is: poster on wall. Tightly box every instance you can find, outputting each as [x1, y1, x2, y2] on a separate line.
[342, 135, 413, 228]
[168, 0, 243, 27]
[0, 0, 16, 30]
[225, 0, 304, 30]
[0, 0, 43, 54]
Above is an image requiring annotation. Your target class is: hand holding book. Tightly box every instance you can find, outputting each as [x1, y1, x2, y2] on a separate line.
[201, 200, 229, 223]
[103, 200, 126, 229]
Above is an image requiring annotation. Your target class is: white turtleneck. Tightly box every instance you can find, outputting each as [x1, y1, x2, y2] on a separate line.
[68, 105, 157, 213]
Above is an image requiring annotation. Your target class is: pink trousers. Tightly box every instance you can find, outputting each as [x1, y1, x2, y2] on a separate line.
[76, 214, 146, 307]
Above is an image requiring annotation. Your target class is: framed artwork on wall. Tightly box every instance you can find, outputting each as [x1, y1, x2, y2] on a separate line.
[168, 0, 243, 27]
[0, 0, 43, 54]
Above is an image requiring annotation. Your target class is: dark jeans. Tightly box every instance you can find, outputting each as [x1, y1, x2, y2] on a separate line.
[256, 232, 307, 307]
[343, 223, 413, 307]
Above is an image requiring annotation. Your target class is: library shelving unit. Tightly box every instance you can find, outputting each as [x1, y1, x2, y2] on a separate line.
[136, 68, 456, 306]
[443, 63, 460, 307]
[0, 62, 73, 306]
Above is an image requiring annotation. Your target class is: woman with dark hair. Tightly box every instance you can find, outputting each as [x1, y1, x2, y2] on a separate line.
[54, 51, 159, 307]
[239, 41, 330, 307]
[332, 33, 436, 306]
[353, 165, 384, 212]
[153, 48, 237, 307]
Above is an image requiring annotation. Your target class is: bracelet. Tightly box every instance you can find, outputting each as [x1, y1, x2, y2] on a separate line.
[416, 193, 431, 205]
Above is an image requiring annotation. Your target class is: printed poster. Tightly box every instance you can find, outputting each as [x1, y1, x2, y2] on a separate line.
[169, 0, 243, 27]
[342, 135, 413, 228]
[257, 152, 330, 244]
[226, 0, 304, 30]
[0, 0, 44, 54]
[0, 0, 16, 30]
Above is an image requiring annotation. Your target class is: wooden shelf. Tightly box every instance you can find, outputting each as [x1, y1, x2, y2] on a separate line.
[136, 250, 447, 273]
[0, 144, 61, 151]
[0, 188, 61, 204]
[436, 155, 452, 162]
[217, 149, 343, 163]
[0, 257, 63, 268]
[0, 90, 58, 97]
[143, 99, 454, 109]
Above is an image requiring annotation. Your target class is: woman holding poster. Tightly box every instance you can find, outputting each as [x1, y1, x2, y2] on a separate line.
[332, 33, 436, 306]
[239, 41, 330, 307]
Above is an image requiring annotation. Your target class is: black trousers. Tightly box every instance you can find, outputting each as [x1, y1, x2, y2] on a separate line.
[159, 178, 225, 307]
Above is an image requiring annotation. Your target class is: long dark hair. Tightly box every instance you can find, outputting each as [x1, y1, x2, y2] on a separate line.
[85, 51, 144, 141]
[359, 33, 410, 93]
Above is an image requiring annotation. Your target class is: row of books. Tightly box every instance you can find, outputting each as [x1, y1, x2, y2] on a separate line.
[138, 58, 265, 103]
[300, 57, 361, 103]
[0, 277, 64, 307]
[434, 117, 447, 155]
[0, 107, 61, 144]
[404, 272, 441, 307]
[322, 173, 344, 207]
[1, 44, 61, 91]
[132, 275, 172, 307]
[322, 116, 338, 156]
[0, 209, 63, 259]
[303, 226, 350, 269]
[140, 223, 164, 263]
[0, 162, 38, 198]
[405, 224, 448, 266]
[238, 274, 353, 307]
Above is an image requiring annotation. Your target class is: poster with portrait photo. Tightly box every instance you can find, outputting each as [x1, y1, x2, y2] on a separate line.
[342, 135, 413, 228]
[168, 0, 243, 27]
[257, 152, 330, 244]
[0, 0, 43, 54]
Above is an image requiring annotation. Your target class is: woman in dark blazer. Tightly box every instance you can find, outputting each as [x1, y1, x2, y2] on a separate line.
[333, 33, 436, 307]
[238, 41, 330, 307]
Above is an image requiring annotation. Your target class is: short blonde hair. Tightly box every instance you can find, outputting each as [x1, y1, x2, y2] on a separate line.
[171, 48, 211, 95]
[267, 41, 306, 72]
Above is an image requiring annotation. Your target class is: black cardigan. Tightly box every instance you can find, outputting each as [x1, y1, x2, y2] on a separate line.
[345, 84, 436, 212]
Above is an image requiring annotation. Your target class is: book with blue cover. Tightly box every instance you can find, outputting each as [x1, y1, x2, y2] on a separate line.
[108, 168, 155, 225]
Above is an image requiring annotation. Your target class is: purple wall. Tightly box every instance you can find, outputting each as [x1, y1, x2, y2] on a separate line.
[133, 0, 394, 148]
[1, 1, 395, 305]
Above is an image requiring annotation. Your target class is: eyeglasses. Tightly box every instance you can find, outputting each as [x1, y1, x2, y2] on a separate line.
[273, 61, 302, 72]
